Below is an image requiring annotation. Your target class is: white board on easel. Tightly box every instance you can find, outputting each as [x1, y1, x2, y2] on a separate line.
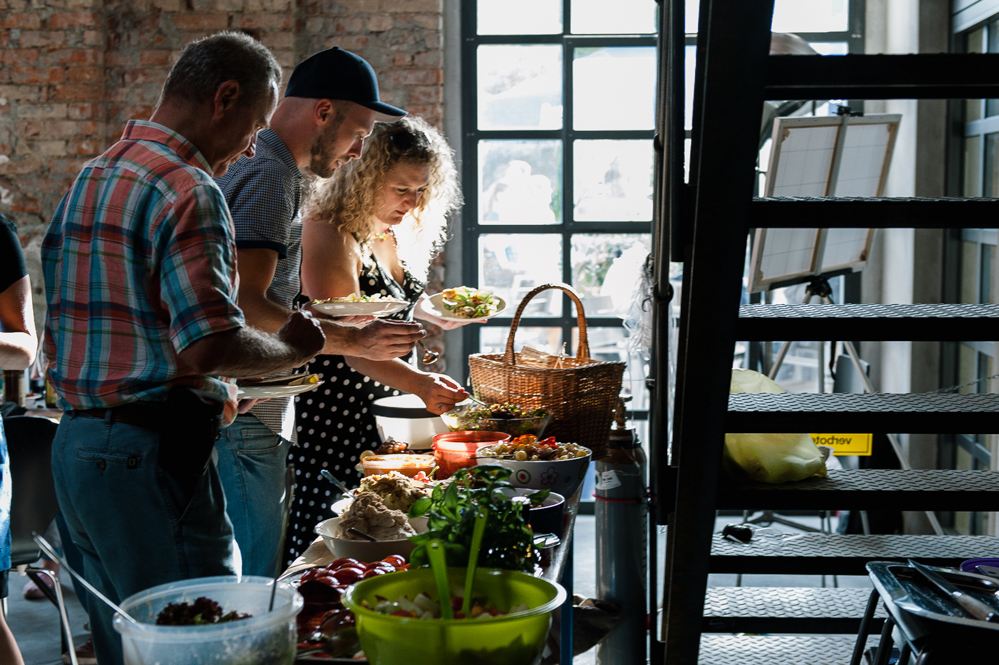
[747, 113, 900, 293]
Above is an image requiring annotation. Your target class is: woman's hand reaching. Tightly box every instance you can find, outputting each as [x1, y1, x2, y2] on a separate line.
[414, 372, 468, 415]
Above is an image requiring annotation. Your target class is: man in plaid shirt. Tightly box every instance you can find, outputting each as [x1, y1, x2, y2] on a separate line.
[41, 32, 325, 665]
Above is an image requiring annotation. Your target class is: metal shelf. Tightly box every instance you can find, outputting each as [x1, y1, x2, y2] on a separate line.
[765, 53, 999, 99]
[736, 303, 999, 341]
[703, 587, 885, 634]
[749, 196, 999, 229]
[709, 533, 999, 576]
[727, 392, 999, 433]
[717, 469, 999, 511]
[699, 634, 879, 665]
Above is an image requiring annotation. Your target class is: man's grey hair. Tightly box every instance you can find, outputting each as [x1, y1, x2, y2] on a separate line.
[159, 31, 282, 108]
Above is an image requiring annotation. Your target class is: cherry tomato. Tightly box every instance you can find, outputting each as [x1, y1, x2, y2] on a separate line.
[330, 567, 365, 584]
[328, 558, 360, 570]
[381, 555, 406, 568]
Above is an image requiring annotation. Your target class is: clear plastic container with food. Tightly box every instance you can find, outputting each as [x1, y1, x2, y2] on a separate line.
[360, 453, 436, 478]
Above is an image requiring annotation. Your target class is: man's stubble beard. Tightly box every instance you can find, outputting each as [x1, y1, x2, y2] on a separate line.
[309, 105, 348, 178]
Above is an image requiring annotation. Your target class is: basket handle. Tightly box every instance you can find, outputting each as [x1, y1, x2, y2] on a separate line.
[503, 282, 590, 365]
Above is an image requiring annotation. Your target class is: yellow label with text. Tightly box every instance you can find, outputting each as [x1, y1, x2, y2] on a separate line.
[809, 433, 872, 456]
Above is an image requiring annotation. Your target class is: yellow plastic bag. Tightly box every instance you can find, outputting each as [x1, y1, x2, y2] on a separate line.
[722, 369, 828, 484]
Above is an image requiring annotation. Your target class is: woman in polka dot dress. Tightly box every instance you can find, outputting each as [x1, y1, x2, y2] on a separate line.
[285, 117, 480, 564]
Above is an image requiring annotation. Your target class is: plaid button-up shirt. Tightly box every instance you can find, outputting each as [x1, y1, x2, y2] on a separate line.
[42, 120, 244, 419]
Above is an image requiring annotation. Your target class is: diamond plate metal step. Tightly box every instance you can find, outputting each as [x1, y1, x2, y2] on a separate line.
[703, 587, 885, 634]
[710, 533, 999, 576]
[726, 392, 999, 433]
[749, 196, 999, 229]
[717, 469, 999, 511]
[765, 53, 999, 99]
[736, 303, 999, 341]
[699, 634, 879, 665]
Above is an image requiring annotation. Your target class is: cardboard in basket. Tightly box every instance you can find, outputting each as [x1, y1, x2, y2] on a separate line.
[468, 283, 625, 460]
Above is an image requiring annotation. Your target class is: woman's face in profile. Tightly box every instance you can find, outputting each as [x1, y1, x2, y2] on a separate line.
[374, 162, 431, 227]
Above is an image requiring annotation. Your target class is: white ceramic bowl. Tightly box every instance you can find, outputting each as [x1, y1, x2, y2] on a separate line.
[315, 516, 429, 562]
[482, 447, 592, 499]
[371, 394, 449, 450]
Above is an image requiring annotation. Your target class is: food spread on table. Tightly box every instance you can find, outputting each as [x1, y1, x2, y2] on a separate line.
[477, 435, 590, 461]
[334, 492, 416, 541]
[440, 286, 499, 319]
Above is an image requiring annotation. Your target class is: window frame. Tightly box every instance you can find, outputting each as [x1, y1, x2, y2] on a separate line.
[458, 0, 655, 418]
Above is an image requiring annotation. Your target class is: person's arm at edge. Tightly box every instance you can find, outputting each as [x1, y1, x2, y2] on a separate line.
[0, 275, 36, 370]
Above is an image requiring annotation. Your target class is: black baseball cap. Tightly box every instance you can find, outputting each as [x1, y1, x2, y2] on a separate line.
[285, 47, 406, 120]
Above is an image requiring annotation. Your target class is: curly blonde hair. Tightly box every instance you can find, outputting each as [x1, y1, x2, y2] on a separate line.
[303, 115, 462, 281]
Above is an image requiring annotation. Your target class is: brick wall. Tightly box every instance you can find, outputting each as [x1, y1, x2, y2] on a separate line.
[0, 0, 446, 335]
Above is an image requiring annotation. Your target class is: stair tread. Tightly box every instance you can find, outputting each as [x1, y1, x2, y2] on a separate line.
[727, 392, 999, 432]
[737, 303, 999, 341]
[765, 53, 999, 100]
[717, 469, 999, 511]
[749, 196, 999, 229]
[699, 634, 878, 665]
[710, 533, 999, 575]
[703, 586, 885, 627]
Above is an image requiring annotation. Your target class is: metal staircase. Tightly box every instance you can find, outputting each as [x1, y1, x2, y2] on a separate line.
[654, 1, 999, 663]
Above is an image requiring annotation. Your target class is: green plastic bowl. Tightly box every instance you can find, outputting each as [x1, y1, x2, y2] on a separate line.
[342, 567, 566, 665]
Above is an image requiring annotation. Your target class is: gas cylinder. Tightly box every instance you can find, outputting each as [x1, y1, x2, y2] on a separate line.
[595, 396, 648, 665]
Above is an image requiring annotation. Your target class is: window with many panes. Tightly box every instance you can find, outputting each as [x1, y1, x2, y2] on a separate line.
[945, 3, 999, 535]
[459, 0, 657, 424]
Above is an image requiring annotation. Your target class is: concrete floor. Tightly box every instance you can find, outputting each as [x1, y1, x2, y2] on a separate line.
[6, 511, 869, 664]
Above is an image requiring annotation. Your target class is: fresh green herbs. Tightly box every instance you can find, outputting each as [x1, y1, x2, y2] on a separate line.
[407, 466, 549, 572]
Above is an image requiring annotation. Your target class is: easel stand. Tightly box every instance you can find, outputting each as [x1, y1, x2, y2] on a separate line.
[763, 277, 944, 536]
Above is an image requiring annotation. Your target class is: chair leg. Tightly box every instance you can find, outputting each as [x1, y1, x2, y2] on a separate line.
[27, 568, 78, 665]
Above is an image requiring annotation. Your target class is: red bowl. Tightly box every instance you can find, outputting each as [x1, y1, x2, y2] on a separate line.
[432, 431, 511, 479]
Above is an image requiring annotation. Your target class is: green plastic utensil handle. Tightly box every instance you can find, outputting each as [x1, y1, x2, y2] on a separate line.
[461, 509, 489, 617]
[427, 539, 454, 620]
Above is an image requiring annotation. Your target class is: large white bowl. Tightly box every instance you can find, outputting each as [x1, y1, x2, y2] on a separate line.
[482, 448, 591, 499]
[315, 516, 429, 562]
[371, 394, 449, 450]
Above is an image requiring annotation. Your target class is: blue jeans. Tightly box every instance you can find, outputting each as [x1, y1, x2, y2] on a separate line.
[52, 411, 236, 665]
[215, 413, 290, 577]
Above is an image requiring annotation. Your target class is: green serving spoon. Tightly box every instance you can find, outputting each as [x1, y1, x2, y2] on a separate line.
[426, 539, 454, 620]
[461, 508, 489, 617]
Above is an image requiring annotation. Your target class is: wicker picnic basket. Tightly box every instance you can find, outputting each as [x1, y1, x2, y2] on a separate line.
[467, 283, 625, 461]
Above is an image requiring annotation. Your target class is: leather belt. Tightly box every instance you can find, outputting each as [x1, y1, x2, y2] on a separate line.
[78, 401, 169, 429]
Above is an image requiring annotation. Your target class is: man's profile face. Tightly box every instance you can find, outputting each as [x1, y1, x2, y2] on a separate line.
[309, 101, 377, 178]
[212, 82, 278, 177]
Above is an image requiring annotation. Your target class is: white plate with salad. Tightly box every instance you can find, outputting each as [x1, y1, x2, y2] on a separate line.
[311, 294, 409, 317]
[236, 373, 324, 399]
[421, 287, 506, 321]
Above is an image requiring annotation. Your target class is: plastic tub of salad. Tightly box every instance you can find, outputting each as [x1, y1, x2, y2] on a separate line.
[440, 401, 552, 438]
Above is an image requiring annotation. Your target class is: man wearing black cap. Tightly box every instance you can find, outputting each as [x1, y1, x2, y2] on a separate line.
[214, 47, 425, 576]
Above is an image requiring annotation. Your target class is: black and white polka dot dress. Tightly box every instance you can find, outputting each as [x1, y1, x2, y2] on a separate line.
[284, 257, 424, 564]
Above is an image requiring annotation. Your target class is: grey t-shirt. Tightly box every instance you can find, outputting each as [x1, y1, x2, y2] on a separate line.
[216, 129, 303, 442]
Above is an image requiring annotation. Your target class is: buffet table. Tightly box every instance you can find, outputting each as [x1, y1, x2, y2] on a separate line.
[287, 486, 583, 665]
